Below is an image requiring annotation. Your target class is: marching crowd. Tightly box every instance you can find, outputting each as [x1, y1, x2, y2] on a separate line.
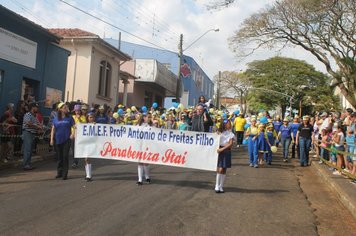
[1, 95, 356, 191]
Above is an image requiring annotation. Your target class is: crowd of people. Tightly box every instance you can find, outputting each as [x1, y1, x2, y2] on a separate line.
[1, 94, 356, 190]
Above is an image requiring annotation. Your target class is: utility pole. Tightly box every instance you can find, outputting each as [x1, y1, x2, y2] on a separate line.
[175, 34, 183, 102]
[216, 71, 221, 109]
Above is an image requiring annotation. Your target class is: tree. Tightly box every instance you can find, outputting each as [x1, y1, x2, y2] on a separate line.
[205, 0, 236, 10]
[244, 56, 340, 115]
[214, 71, 250, 113]
[229, 0, 356, 107]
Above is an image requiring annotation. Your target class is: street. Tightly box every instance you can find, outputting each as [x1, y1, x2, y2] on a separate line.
[1, 147, 355, 236]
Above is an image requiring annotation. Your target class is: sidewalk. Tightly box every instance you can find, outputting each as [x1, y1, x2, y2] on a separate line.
[0, 143, 55, 171]
[309, 157, 356, 219]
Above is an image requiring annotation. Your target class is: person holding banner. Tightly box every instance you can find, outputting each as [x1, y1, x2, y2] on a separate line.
[84, 112, 95, 182]
[136, 113, 153, 185]
[215, 120, 234, 193]
[50, 102, 75, 180]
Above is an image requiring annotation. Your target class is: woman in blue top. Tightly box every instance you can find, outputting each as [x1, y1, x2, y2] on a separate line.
[278, 118, 292, 162]
[290, 116, 301, 159]
[50, 102, 75, 180]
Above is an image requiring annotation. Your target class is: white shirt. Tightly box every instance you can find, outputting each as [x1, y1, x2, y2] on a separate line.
[219, 130, 235, 146]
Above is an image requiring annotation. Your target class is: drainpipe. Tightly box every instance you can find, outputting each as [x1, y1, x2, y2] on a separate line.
[71, 39, 78, 102]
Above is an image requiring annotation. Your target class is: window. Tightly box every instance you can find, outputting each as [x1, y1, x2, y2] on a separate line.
[98, 60, 112, 97]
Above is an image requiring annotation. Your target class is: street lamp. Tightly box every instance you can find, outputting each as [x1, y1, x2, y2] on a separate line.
[249, 87, 294, 116]
[175, 28, 219, 101]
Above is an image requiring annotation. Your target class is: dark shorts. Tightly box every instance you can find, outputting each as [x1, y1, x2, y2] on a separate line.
[217, 148, 232, 168]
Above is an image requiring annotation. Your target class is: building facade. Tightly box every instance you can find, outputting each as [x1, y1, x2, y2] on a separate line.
[48, 28, 131, 109]
[0, 6, 70, 116]
[105, 39, 214, 108]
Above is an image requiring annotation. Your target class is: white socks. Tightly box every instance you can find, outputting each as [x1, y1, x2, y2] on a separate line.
[215, 173, 221, 191]
[143, 165, 150, 179]
[220, 174, 226, 191]
[138, 164, 144, 182]
[85, 164, 92, 178]
[215, 173, 226, 191]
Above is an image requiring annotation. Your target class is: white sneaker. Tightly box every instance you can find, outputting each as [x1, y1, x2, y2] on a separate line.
[318, 160, 323, 164]
[332, 171, 341, 175]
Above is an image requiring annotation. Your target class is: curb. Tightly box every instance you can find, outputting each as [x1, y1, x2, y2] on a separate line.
[310, 160, 356, 220]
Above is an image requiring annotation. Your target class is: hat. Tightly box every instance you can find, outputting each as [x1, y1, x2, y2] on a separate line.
[81, 105, 88, 110]
[321, 112, 327, 117]
[258, 124, 265, 128]
[99, 105, 105, 110]
[73, 104, 81, 111]
[57, 102, 65, 109]
[294, 115, 299, 119]
[251, 118, 256, 122]
[302, 115, 310, 121]
[283, 117, 289, 122]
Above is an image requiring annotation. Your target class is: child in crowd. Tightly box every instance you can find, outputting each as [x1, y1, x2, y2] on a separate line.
[254, 124, 268, 166]
[215, 120, 234, 193]
[265, 124, 277, 165]
[319, 128, 330, 164]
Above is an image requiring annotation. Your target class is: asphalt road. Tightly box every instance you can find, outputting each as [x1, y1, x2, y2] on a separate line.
[0, 147, 355, 236]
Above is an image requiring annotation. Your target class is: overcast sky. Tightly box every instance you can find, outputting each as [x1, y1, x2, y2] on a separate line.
[1, 0, 327, 78]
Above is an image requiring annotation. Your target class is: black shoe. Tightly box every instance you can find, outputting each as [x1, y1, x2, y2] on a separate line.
[86, 177, 92, 182]
[136, 181, 143, 186]
[145, 178, 151, 184]
[55, 175, 62, 179]
[215, 190, 220, 193]
[62, 176, 67, 180]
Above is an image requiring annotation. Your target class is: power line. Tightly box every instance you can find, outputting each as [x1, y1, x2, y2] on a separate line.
[58, 0, 170, 51]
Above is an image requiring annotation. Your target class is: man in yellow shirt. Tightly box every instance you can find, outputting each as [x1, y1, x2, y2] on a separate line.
[233, 113, 246, 147]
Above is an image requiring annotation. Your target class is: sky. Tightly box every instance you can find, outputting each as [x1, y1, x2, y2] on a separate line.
[0, 0, 327, 79]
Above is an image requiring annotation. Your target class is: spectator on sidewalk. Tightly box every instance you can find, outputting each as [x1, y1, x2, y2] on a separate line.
[13, 100, 26, 157]
[1, 103, 17, 163]
[22, 103, 42, 170]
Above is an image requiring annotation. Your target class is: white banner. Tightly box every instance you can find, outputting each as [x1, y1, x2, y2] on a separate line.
[75, 124, 220, 171]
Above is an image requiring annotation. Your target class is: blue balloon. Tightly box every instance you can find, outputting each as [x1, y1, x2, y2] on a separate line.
[244, 124, 250, 130]
[141, 106, 148, 112]
[260, 116, 268, 124]
[234, 110, 240, 115]
[173, 102, 179, 108]
[152, 102, 158, 109]
[222, 113, 228, 119]
[118, 108, 124, 115]
[242, 139, 248, 145]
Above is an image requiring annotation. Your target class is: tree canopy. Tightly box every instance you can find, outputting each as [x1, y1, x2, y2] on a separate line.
[229, 0, 356, 107]
[244, 56, 340, 115]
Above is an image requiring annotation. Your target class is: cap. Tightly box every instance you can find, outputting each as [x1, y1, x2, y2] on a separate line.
[81, 105, 88, 110]
[258, 124, 265, 128]
[302, 115, 310, 121]
[73, 104, 81, 111]
[346, 108, 353, 113]
[99, 105, 105, 110]
[283, 117, 289, 122]
[57, 102, 65, 109]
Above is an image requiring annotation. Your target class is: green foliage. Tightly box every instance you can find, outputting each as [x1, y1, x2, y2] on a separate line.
[244, 56, 339, 113]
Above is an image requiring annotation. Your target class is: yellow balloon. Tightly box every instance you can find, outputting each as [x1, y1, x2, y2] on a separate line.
[271, 146, 277, 153]
[131, 106, 137, 112]
[126, 108, 131, 113]
[218, 111, 223, 116]
[113, 113, 119, 119]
